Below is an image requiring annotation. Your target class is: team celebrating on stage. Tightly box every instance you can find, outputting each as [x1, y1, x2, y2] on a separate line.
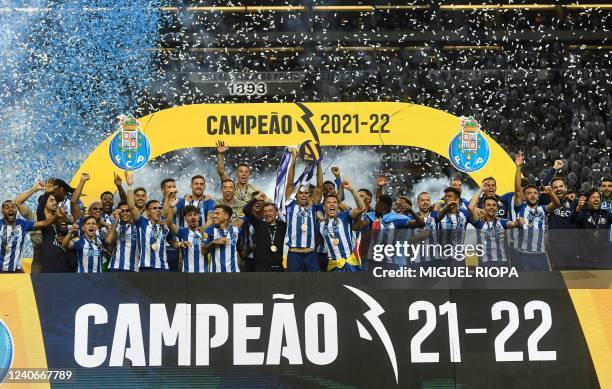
[1, 142, 610, 273]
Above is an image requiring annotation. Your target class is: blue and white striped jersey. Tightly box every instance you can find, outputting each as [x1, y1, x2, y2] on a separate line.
[177, 227, 206, 273]
[512, 203, 547, 253]
[318, 211, 354, 261]
[134, 216, 169, 270]
[73, 237, 104, 273]
[176, 197, 216, 228]
[474, 219, 510, 263]
[0, 219, 35, 272]
[204, 225, 242, 273]
[109, 222, 139, 272]
[284, 200, 319, 249]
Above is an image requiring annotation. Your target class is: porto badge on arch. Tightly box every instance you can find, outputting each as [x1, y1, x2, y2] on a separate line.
[448, 116, 490, 173]
[108, 114, 151, 171]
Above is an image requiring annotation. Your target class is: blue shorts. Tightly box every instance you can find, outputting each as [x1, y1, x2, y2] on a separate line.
[287, 251, 319, 272]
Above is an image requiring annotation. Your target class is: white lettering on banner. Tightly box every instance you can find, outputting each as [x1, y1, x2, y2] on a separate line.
[266, 301, 303, 365]
[74, 303, 108, 368]
[195, 304, 228, 366]
[72, 293, 556, 377]
[109, 304, 145, 366]
[233, 304, 265, 365]
[149, 304, 191, 366]
[304, 303, 338, 365]
[74, 300, 339, 368]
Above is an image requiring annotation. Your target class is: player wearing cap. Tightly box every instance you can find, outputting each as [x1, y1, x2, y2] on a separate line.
[105, 202, 139, 272]
[318, 179, 366, 271]
[202, 204, 242, 272]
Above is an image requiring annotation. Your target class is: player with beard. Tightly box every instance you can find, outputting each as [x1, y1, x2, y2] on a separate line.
[216, 179, 246, 224]
[243, 193, 287, 272]
[512, 151, 560, 270]
[100, 191, 115, 225]
[175, 175, 215, 229]
[471, 177, 515, 220]
[62, 216, 104, 273]
[216, 140, 259, 204]
[0, 198, 58, 273]
[127, 173, 170, 272]
[33, 180, 77, 272]
[434, 178, 470, 211]
[105, 202, 139, 272]
[166, 203, 207, 273]
[202, 204, 242, 272]
[469, 188, 524, 266]
[574, 189, 611, 230]
[317, 180, 366, 271]
[133, 187, 148, 215]
[541, 177, 585, 269]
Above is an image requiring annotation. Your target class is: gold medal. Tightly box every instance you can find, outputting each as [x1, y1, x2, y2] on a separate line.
[270, 244, 277, 253]
[301, 223, 308, 232]
[151, 242, 159, 251]
[332, 238, 339, 246]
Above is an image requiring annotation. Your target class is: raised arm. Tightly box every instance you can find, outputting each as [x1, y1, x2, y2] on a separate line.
[345, 180, 366, 220]
[243, 193, 265, 225]
[543, 186, 560, 214]
[215, 140, 231, 182]
[61, 223, 79, 250]
[114, 172, 128, 202]
[284, 147, 298, 201]
[125, 172, 141, 221]
[104, 208, 121, 245]
[513, 151, 524, 206]
[468, 188, 484, 222]
[313, 163, 323, 204]
[375, 174, 386, 202]
[33, 209, 61, 230]
[71, 173, 90, 220]
[15, 181, 45, 220]
[164, 192, 180, 236]
[331, 167, 344, 202]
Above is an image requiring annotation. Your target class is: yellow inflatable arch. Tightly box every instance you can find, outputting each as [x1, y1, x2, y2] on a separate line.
[72, 102, 514, 204]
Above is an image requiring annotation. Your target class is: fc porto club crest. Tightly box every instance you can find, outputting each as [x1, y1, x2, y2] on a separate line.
[108, 114, 151, 171]
[448, 116, 490, 173]
[0, 319, 13, 384]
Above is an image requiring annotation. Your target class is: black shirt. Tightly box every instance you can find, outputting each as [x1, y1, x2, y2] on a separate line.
[243, 199, 287, 270]
[575, 209, 612, 230]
